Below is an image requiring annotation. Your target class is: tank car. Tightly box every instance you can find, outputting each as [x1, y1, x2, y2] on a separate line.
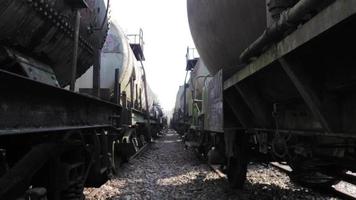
[76, 21, 165, 139]
[0, 0, 109, 86]
[172, 78, 195, 135]
[185, 0, 356, 190]
[171, 85, 185, 132]
[0, 1, 164, 199]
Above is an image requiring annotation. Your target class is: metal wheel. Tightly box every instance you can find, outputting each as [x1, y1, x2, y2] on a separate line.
[49, 132, 88, 200]
[227, 132, 248, 189]
[111, 141, 122, 175]
[289, 158, 339, 188]
[0, 144, 59, 200]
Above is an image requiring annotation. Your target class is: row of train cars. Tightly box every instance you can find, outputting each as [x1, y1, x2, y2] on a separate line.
[0, 0, 166, 199]
[172, 0, 356, 192]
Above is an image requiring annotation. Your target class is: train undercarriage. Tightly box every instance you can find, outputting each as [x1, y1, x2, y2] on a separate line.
[0, 70, 160, 199]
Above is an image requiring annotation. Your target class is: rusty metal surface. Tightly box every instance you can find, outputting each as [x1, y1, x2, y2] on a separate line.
[0, 0, 109, 86]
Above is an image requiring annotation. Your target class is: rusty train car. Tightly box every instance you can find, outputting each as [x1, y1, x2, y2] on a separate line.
[0, 1, 164, 199]
[174, 0, 356, 189]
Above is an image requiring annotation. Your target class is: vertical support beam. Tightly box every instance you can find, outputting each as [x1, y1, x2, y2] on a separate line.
[279, 57, 334, 132]
[129, 76, 134, 109]
[183, 71, 189, 122]
[114, 68, 120, 105]
[139, 88, 142, 109]
[121, 91, 128, 125]
[135, 84, 138, 108]
[70, 10, 81, 92]
[224, 89, 256, 128]
[93, 49, 101, 97]
[139, 59, 152, 141]
[121, 92, 127, 108]
[234, 82, 271, 128]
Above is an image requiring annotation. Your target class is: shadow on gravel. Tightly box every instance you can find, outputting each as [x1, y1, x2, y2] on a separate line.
[106, 176, 327, 200]
[87, 130, 337, 200]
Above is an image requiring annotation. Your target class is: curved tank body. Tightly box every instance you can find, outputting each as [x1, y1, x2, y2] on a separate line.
[187, 0, 266, 76]
[0, 0, 109, 86]
[76, 21, 157, 113]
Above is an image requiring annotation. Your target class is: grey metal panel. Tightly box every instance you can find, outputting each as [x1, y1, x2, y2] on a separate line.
[190, 59, 210, 100]
[204, 70, 223, 133]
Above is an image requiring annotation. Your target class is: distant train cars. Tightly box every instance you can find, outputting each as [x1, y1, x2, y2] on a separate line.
[76, 21, 166, 138]
[174, 0, 356, 190]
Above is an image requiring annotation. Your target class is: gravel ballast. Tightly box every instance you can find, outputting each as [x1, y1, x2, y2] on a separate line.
[85, 130, 340, 200]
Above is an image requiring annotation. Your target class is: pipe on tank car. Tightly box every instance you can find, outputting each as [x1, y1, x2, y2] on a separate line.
[70, 10, 81, 91]
[183, 70, 189, 122]
[114, 68, 121, 105]
[240, 0, 328, 63]
[93, 49, 102, 97]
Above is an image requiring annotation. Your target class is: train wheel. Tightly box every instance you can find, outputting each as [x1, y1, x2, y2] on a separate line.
[49, 132, 88, 200]
[111, 141, 122, 175]
[227, 132, 248, 189]
[120, 128, 137, 162]
[289, 158, 339, 188]
[0, 144, 59, 200]
[290, 171, 338, 188]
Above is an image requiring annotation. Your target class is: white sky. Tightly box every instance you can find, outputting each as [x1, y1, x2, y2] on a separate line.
[111, 0, 195, 112]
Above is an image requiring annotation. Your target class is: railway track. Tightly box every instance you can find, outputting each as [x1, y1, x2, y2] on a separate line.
[129, 143, 150, 162]
[85, 136, 157, 198]
[86, 130, 345, 199]
[85, 129, 227, 199]
[270, 162, 356, 200]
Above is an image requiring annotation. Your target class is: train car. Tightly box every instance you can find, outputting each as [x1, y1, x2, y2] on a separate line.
[171, 86, 184, 132]
[184, 0, 356, 189]
[172, 80, 194, 135]
[76, 21, 164, 139]
[0, 1, 164, 199]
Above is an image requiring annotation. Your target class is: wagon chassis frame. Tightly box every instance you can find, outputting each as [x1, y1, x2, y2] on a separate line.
[224, 0, 356, 91]
[0, 68, 123, 197]
[223, 0, 356, 138]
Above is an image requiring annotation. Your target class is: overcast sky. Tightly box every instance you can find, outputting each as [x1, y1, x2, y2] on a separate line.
[111, 0, 195, 112]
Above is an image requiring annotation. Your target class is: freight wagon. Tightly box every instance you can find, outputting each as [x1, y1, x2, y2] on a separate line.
[0, 1, 164, 199]
[175, 0, 356, 189]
